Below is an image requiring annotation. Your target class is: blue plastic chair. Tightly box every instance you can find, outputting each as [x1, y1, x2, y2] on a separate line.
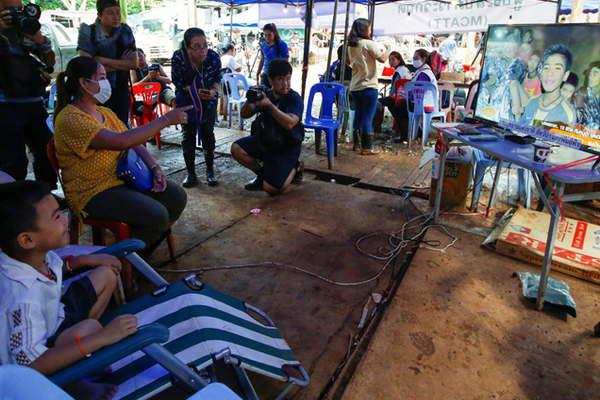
[471, 149, 532, 210]
[405, 81, 446, 149]
[304, 82, 346, 169]
[223, 73, 249, 129]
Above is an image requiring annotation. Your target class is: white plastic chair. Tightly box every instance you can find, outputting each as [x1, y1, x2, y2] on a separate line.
[222, 73, 249, 130]
[437, 81, 455, 122]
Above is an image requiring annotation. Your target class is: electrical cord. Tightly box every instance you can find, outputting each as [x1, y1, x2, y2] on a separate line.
[158, 212, 458, 286]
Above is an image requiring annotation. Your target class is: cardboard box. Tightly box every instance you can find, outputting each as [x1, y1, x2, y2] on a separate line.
[493, 208, 600, 284]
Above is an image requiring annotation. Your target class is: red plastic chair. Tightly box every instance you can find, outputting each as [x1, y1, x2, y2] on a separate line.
[131, 82, 163, 149]
[46, 139, 177, 293]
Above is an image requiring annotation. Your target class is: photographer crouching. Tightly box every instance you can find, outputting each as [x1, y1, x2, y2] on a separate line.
[231, 59, 304, 195]
[0, 0, 57, 186]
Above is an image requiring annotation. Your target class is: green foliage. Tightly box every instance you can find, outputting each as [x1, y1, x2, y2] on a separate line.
[38, 0, 165, 14]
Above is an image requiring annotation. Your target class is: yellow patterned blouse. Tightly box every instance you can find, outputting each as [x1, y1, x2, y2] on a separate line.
[54, 104, 126, 216]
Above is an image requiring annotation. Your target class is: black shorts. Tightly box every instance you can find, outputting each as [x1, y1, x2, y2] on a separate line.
[235, 136, 301, 190]
[46, 276, 98, 347]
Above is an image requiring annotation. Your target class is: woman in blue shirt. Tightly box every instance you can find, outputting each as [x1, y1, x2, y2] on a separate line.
[171, 28, 222, 187]
[256, 23, 289, 88]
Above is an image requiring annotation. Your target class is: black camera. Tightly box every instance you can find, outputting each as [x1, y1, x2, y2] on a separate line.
[7, 3, 42, 36]
[246, 85, 267, 103]
[148, 63, 160, 72]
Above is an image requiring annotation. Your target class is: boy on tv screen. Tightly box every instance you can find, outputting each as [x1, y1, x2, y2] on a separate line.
[475, 24, 600, 142]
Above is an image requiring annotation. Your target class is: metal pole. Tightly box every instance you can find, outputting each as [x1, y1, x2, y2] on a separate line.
[324, 0, 340, 82]
[536, 182, 565, 310]
[339, 0, 351, 88]
[339, 0, 352, 136]
[368, 0, 375, 28]
[230, 3, 234, 42]
[300, 0, 314, 98]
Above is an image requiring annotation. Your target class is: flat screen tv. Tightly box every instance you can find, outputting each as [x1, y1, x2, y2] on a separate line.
[474, 23, 600, 149]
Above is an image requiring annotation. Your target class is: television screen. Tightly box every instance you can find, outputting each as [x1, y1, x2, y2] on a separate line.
[474, 24, 600, 148]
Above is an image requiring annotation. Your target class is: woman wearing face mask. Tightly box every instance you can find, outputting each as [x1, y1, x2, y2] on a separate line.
[53, 56, 190, 257]
[171, 28, 222, 187]
[392, 48, 438, 141]
[347, 18, 389, 154]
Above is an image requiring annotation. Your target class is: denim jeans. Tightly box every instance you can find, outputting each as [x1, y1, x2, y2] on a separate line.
[350, 88, 378, 136]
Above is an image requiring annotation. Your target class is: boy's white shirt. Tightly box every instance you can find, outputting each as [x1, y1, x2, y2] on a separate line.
[0, 250, 65, 366]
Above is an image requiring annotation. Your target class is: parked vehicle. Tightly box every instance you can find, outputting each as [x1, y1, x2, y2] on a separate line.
[40, 21, 78, 78]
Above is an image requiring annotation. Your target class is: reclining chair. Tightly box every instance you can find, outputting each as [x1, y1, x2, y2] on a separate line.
[49, 240, 310, 400]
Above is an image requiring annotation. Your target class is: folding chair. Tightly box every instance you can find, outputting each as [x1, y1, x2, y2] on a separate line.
[49, 240, 310, 400]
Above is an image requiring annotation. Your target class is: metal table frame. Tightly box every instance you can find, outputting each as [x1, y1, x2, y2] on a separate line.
[432, 124, 600, 310]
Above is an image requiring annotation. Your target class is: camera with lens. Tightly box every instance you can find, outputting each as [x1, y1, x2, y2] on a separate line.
[6, 3, 42, 36]
[246, 85, 267, 103]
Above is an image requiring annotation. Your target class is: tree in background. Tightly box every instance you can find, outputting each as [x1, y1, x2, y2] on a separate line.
[38, 0, 161, 14]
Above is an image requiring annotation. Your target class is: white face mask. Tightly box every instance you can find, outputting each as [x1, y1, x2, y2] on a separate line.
[89, 79, 112, 104]
[413, 59, 423, 69]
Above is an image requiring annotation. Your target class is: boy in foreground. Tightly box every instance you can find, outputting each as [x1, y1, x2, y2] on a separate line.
[0, 181, 138, 399]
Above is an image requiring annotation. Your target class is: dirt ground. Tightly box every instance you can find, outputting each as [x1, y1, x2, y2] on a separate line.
[65, 125, 599, 399]
[343, 227, 600, 400]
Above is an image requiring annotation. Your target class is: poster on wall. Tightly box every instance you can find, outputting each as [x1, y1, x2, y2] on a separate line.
[558, 0, 600, 23]
[374, 0, 558, 35]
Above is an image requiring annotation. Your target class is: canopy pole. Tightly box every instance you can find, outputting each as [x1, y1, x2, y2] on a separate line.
[338, 0, 351, 90]
[230, 3, 234, 42]
[324, 0, 340, 82]
[368, 0, 375, 28]
[339, 0, 352, 136]
[300, 0, 314, 98]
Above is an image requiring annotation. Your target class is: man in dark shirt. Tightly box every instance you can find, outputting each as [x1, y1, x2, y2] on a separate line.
[0, 0, 57, 186]
[78, 0, 138, 125]
[231, 59, 304, 195]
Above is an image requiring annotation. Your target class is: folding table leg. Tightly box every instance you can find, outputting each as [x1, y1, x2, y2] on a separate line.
[536, 182, 565, 311]
[485, 159, 503, 218]
[433, 134, 448, 223]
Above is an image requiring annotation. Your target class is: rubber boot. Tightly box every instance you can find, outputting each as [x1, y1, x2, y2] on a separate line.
[182, 149, 198, 188]
[204, 149, 218, 187]
[361, 133, 380, 155]
[353, 131, 361, 152]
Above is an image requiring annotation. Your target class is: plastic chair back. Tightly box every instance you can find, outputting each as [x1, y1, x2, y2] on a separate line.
[391, 78, 411, 103]
[405, 81, 440, 148]
[405, 81, 439, 117]
[306, 82, 346, 123]
[223, 73, 249, 102]
[132, 82, 161, 106]
[465, 80, 479, 116]
[438, 81, 455, 116]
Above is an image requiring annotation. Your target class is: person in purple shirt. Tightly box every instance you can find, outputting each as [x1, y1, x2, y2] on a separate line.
[256, 23, 289, 88]
[171, 28, 222, 187]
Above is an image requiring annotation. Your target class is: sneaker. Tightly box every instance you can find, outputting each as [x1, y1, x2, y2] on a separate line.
[292, 160, 304, 184]
[244, 176, 263, 191]
[206, 172, 219, 187]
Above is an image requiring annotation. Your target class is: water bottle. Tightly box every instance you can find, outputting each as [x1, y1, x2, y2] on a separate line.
[423, 90, 435, 113]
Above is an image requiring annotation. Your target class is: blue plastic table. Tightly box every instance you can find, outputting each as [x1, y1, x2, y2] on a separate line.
[432, 122, 600, 311]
